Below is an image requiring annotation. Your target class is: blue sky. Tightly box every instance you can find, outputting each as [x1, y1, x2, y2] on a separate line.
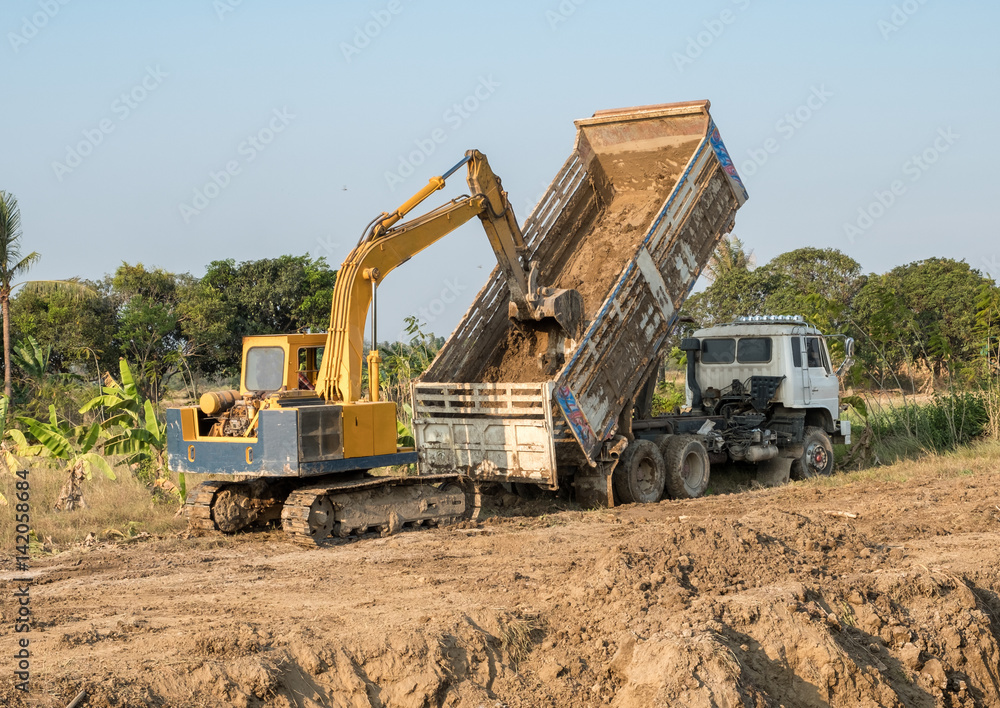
[3, 0, 998, 342]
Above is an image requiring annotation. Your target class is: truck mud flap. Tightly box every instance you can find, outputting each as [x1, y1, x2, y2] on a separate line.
[412, 382, 558, 489]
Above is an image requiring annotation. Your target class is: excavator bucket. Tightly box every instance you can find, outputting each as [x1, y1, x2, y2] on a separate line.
[528, 287, 585, 340]
[508, 261, 585, 340]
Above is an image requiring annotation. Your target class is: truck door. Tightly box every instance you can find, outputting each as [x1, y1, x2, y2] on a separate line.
[805, 336, 836, 404]
[791, 336, 812, 404]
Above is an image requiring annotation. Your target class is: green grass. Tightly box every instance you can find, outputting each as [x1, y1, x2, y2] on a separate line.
[806, 439, 1000, 489]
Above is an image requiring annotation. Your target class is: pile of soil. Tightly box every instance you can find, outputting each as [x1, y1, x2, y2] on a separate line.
[3, 465, 1000, 707]
[478, 141, 700, 384]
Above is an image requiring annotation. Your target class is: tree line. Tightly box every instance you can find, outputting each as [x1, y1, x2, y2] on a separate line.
[8, 256, 336, 410]
[683, 239, 1000, 390]
[8, 239, 999, 414]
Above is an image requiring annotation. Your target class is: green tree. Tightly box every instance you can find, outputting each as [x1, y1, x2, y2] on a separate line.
[850, 258, 994, 385]
[683, 267, 782, 327]
[199, 255, 337, 377]
[110, 263, 185, 403]
[11, 281, 118, 377]
[0, 191, 93, 400]
[175, 275, 232, 386]
[703, 235, 755, 284]
[761, 248, 863, 330]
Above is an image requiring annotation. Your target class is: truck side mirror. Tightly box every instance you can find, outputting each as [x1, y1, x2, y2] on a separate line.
[845, 337, 855, 358]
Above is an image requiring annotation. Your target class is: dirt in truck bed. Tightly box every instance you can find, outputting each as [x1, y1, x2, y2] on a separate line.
[4, 454, 1000, 707]
[479, 140, 701, 385]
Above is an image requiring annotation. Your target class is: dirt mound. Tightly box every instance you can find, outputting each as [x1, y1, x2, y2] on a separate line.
[3, 465, 1000, 707]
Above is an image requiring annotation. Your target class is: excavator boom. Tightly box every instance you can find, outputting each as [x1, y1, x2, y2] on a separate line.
[316, 150, 582, 404]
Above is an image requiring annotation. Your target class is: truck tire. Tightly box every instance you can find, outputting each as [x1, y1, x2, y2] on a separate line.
[660, 435, 711, 499]
[613, 439, 666, 505]
[790, 427, 835, 480]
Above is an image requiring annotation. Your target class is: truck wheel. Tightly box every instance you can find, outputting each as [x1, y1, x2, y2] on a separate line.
[790, 427, 835, 480]
[660, 435, 711, 499]
[613, 439, 666, 504]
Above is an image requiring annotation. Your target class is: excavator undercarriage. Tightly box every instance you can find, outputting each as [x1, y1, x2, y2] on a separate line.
[187, 474, 480, 546]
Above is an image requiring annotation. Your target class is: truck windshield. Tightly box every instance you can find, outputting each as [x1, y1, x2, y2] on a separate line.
[245, 346, 285, 392]
[702, 338, 735, 364]
[737, 337, 771, 363]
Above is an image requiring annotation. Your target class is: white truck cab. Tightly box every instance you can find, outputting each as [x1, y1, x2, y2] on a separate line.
[689, 315, 846, 435]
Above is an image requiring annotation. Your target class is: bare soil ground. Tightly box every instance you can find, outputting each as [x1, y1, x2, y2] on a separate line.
[3, 447, 1000, 708]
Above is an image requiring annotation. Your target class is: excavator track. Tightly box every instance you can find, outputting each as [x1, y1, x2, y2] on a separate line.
[280, 474, 481, 547]
[186, 481, 229, 533]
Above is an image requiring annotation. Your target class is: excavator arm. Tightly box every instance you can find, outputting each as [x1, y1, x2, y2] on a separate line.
[316, 150, 582, 404]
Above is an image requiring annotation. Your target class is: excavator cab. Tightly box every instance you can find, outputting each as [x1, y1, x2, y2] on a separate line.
[240, 334, 327, 395]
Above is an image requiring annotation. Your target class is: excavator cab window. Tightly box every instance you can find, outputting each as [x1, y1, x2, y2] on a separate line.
[245, 346, 285, 392]
[297, 346, 324, 390]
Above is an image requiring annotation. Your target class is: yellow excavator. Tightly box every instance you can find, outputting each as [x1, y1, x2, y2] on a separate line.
[166, 150, 583, 544]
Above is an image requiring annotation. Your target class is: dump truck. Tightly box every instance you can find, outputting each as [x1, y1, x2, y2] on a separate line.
[412, 100, 850, 506]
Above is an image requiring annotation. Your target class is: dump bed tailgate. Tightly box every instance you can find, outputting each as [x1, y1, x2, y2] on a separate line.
[412, 383, 558, 488]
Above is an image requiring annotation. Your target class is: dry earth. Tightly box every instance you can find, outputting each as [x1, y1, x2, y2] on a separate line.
[3, 457, 1000, 708]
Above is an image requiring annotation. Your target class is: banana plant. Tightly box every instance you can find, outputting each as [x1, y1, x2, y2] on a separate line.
[80, 358, 166, 474]
[0, 396, 32, 506]
[11, 335, 50, 380]
[18, 404, 115, 511]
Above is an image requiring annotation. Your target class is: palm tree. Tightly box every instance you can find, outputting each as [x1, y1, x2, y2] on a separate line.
[0, 191, 91, 400]
[703, 234, 756, 284]
[0, 192, 39, 400]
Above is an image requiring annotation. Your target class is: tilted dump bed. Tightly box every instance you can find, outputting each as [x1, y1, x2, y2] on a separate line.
[414, 100, 749, 490]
